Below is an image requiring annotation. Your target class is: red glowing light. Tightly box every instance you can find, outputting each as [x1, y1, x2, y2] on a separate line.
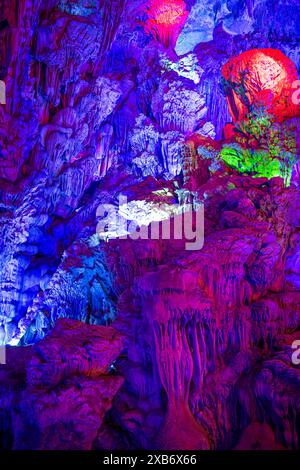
[222, 49, 300, 123]
[145, 0, 188, 49]
[148, 1, 187, 25]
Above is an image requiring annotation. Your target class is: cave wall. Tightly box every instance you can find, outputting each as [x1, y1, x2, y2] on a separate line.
[0, 0, 300, 451]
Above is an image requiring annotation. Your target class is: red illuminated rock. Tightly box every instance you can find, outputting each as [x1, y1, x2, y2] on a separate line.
[222, 49, 300, 123]
[145, 0, 188, 48]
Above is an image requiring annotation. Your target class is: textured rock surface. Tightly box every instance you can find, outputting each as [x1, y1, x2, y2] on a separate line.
[222, 48, 300, 123]
[101, 173, 300, 450]
[0, 319, 124, 450]
[0, 0, 300, 452]
[27, 318, 125, 388]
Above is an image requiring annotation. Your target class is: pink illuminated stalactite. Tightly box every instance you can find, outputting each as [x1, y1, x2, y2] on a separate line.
[149, 306, 210, 450]
[145, 0, 189, 49]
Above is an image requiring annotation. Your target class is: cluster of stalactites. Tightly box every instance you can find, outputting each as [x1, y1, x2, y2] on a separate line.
[144, 0, 189, 49]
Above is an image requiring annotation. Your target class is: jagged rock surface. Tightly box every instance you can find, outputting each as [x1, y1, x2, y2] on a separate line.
[0, 0, 300, 451]
[0, 319, 125, 450]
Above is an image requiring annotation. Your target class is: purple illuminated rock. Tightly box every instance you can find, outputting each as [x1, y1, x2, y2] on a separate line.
[27, 318, 125, 388]
[0, 319, 124, 450]
[0, 0, 300, 453]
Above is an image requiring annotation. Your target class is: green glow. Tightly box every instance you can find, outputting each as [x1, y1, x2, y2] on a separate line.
[219, 107, 298, 186]
[220, 144, 292, 185]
